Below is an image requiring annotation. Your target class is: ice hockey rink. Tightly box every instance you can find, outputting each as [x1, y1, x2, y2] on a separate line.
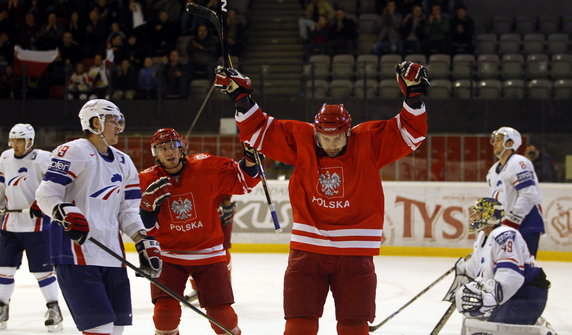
[3, 253, 571, 335]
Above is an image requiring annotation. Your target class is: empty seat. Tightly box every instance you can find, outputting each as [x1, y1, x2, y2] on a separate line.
[359, 14, 380, 34]
[550, 54, 572, 79]
[334, 0, 357, 14]
[553, 79, 572, 99]
[515, 16, 536, 35]
[452, 54, 475, 79]
[354, 79, 378, 99]
[305, 79, 328, 99]
[491, 16, 513, 35]
[331, 54, 355, 79]
[527, 79, 552, 99]
[538, 15, 560, 35]
[379, 54, 402, 79]
[547, 34, 570, 54]
[477, 54, 500, 79]
[475, 34, 498, 55]
[404, 54, 427, 65]
[478, 79, 502, 99]
[356, 34, 376, 55]
[499, 34, 521, 54]
[358, 0, 377, 13]
[503, 79, 526, 99]
[501, 54, 525, 79]
[329, 79, 353, 100]
[427, 79, 451, 98]
[189, 79, 211, 99]
[452, 79, 475, 99]
[355, 54, 379, 80]
[379, 79, 400, 99]
[523, 34, 545, 54]
[176, 35, 192, 58]
[526, 54, 549, 79]
[303, 55, 331, 80]
[563, 16, 572, 34]
[428, 54, 451, 79]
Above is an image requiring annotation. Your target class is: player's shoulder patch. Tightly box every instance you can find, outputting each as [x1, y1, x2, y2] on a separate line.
[140, 165, 160, 174]
[192, 153, 211, 160]
[494, 230, 516, 245]
[516, 170, 534, 183]
[47, 158, 71, 175]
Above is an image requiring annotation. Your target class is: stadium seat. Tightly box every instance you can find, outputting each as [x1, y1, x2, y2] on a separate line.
[478, 79, 502, 99]
[491, 16, 513, 35]
[499, 34, 521, 54]
[335, 0, 357, 14]
[501, 54, 525, 79]
[404, 54, 427, 65]
[303, 55, 331, 80]
[452, 79, 475, 99]
[527, 79, 552, 99]
[355, 55, 379, 80]
[427, 79, 451, 99]
[475, 34, 498, 55]
[522, 34, 545, 54]
[526, 54, 549, 79]
[331, 54, 355, 79]
[177, 35, 192, 58]
[547, 34, 570, 55]
[379, 54, 402, 79]
[379, 79, 401, 99]
[358, 0, 377, 14]
[503, 79, 526, 99]
[428, 54, 451, 79]
[550, 54, 572, 79]
[477, 54, 500, 79]
[357, 34, 376, 55]
[515, 16, 536, 35]
[189, 79, 211, 100]
[452, 54, 475, 80]
[553, 79, 572, 99]
[305, 79, 329, 99]
[563, 16, 572, 35]
[538, 15, 560, 35]
[354, 79, 378, 99]
[359, 14, 380, 34]
[329, 79, 353, 100]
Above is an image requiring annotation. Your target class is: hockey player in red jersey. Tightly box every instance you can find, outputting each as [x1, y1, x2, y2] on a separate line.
[215, 61, 429, 335]
[138, 128, 260, 335]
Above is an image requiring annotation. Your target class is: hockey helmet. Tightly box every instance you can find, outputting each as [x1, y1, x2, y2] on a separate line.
[468, 197, 505, 234]
[490, 127, 522, 151]
[150, 128, 186, 157]
[314, 104, 352, 135]
[78, 99, 125, 135]
[9, 123, 35, 151]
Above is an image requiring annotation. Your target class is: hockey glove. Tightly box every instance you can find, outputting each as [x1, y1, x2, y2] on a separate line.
[455, 279, 502, 317]
[501, 211, 523, 229]
[443, 257, 472, 302]
[141, 177, 172, 212]
[215, 66, 253, 102]
[220, 201, 236, 226]
[29, 200, 44, 219]
[136, 236, 162, 278]
[395, 61, 430, 99]
[52, 203, 90, 245]
[243, 143, 264, 163]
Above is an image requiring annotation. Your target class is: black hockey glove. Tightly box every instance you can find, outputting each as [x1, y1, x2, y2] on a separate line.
[219, 201, 236, 226]
[395, 61, 430, 99]
[243, 142, 264, 163]
[136, 236, 162, 278]
[215, 66, 253, 102]
[52, 203, 90, 245]
[29, 200, 44, 219]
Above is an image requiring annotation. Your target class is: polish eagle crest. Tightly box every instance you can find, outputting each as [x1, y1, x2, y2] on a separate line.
[171, 198, 193, 220]
[319, 170, 341, 197]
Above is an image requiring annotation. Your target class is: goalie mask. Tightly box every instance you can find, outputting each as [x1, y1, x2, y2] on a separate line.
[151, 128, 186, 160]
[9, 123, 35, 151]
[78, 99, 125, 135]
[490, 127, 522, 157]
[469, 197, 505, 234]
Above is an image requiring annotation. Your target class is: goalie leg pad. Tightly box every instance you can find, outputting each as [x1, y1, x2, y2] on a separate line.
[284, 317, 319, 335]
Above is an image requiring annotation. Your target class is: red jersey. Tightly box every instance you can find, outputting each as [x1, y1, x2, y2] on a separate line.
[237, 102, 427, 256]
[139, 154, 259, 265]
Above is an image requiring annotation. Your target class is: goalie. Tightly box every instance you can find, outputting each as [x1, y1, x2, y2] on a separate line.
[447, 197, 551, 332]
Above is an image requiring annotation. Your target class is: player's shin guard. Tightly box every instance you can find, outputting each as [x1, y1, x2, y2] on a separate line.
[0, 267, 17, 304]
[284, 317, 319, 335]
[205, 304, 240, 334]
[337, 319, 369, 335]
[154, 298, 181, 333]
[34, 271, 59, 303]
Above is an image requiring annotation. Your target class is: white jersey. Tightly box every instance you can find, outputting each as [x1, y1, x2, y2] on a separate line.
[0, 148, 51, 232]
[465, 225, 535, 305]
[35, 139, 144, 267]
[486, 153, 544, 234]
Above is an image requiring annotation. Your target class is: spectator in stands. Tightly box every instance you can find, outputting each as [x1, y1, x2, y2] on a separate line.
[111, 59, 136, 100]
[107, 22, 126, 45]
[525, 145, 559, 183]
[449, 5, 474, 54]
[187, 24, 219, 80]
[108, 33, 127, 65]
[17, 13, 40, 49]
[326, 8, 356, 56]
[137, 56, 159, 99]
[396, 0, 423, 16]
[67, 11, 85, 46]
[88, 53, 111, 99]
[422, 4, 450, 55]
[298, 0, 334, 42]
[37, 12, 64, 50]
[0, 8, 16, 44]
[151, 10, 178, 56]
[373, 0, 402, 55]
[124, 35, 147, 69]
[128, 0, 148, 40]
[0, 32, 14, 67]
[162, 49, 187, 99]
[95, 0, 116, 26]
[399, 4, 425, 55]
[0, 65, 19, 99]
[84, 8, 107, 58]
[225, 8, 247, 59]
[67, 62, 94, 100]
[153, 0, 182, 24]
[303, 14, 330, 60]
[59, 31, 82, 65]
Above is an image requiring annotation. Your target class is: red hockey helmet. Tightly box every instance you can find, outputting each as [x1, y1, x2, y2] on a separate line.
[313, 104, 352, 135]
[150, 128, 186, 157]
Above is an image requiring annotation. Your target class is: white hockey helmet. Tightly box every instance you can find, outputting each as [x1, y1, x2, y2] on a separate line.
[78, 99, 125, 135]
[490, 127, 522, 151]
[9, 123, 35, 151]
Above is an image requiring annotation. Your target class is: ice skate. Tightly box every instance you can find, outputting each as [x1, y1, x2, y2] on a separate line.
[0, 302, 8, 330]
[44, 301, 63, 332]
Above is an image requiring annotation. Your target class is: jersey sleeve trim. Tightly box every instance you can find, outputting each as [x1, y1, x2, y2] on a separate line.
[514, 179, 535, 190]
[395, 114, 426, 150]
[402, 101, 426, 116]
[249, 117, 274, 151]
[43, 171, 74, 186]
[235, 102, 259, 122]
[495, 259, 525, 276]
[124, 183, 142, 200]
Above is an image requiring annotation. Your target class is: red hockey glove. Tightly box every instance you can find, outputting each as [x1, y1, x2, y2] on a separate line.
[52, 203, 90, 245]
[501, 211, 523, 229]
[215, 66, 253, 102]
[219, 201, 236, 226]
[136, 236, 162, 278]
[395, 61, 430, 98]
[243, 142, 264, 163]
[141, 177, 171, 212]
[29, 200, 44, 219]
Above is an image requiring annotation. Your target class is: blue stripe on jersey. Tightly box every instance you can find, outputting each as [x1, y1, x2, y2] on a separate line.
[515, 179, 535, 190]
[496, 262, 525, 276]
[0, 176, 4, 183]
[90, 185, 116, 197]
[44, 171, 73, 186]
[124, 189, 142, 200]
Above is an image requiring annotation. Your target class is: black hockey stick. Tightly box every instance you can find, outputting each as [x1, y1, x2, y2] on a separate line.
[429, 302, 456, 335]
[0, 208, 30, 214]
[253, 148, 282, 232]
[88, 237, 237, 335]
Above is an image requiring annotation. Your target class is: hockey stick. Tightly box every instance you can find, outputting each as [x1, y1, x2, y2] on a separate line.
[253, 150, 282, 232]
[88, 237, 237, 335]
[429, 302, 456, 335]
[368, 264, 456, 332]
[0, 208, 30, 214]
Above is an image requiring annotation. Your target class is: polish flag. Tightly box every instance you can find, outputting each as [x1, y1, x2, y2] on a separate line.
[13, 45, 58, 77]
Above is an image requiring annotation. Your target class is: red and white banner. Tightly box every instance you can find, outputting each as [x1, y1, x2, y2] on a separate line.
[13, 45, 58, 77]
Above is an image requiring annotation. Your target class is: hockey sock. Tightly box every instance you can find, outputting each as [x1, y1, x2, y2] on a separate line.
[0, 267, 16, 304]
[205, 304, 240, 335]
[284, 317, 319, 335]
[155, 329, 179, 335]
[33, 271, 58, 303]
[111, 326, 124, 335]
[336, 319, 369, 335]
[153, 298, 181, 332]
